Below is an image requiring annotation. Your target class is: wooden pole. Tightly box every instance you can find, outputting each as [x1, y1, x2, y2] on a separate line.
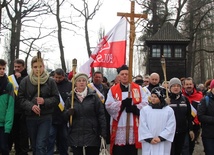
[160, 56, 170, 104]
[117, 0, 147, 144]
[70, 58, 77, 125]
[37, 51, 42, 116]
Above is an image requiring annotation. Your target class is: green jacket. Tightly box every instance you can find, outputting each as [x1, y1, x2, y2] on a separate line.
[0, 82, 14, 133]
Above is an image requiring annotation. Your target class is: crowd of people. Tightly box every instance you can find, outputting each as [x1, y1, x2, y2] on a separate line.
[0, 57, 214, 155]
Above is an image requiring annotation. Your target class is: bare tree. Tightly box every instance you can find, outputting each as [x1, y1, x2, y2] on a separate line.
[137, 0, 214, 82]
[2, 0, 50, 74]
[45, 0, 68, 72]
[183, 0, 214, 82]
[70, 0, 103, 58]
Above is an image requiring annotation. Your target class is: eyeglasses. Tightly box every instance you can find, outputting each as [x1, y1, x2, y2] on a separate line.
[144, 81, 149, 83]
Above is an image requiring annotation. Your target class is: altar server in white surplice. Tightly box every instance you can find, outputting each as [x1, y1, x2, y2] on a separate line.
[138, 87, 176, 155]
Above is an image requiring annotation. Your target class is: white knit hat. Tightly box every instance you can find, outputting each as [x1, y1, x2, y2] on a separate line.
[74, 73, 88, 84]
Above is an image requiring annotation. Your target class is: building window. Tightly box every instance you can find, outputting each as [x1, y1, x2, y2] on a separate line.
[175, 46, 182, 58]
[152, 45, 161, 57]
[163, 45, 171, 57]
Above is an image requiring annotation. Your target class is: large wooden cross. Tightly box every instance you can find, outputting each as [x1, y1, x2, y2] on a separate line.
[117, 0, 147, 144]
[117, 0, 147, 83]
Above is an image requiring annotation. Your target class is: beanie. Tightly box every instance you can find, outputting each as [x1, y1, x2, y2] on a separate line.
[169, 77, 182, 88]
[210, 79, 214, 90]
[74, 73, 88, 84]
[151, 87, 165, 102]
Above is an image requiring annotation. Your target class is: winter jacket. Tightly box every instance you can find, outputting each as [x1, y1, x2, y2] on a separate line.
[52, 78, 72, 124]
[0, 77, 14, 133]
[169, 93, 193, 133]
[10, 68, 28, 114]
[64, 87, 106, 147]
[182, 88, 203, 125]
[18, 76, 59, 117]
[198, 92, 214, 138]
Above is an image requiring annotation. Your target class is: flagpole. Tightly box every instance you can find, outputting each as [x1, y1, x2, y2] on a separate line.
[117, 0, 147, 144]
[70, 58, 77, 125]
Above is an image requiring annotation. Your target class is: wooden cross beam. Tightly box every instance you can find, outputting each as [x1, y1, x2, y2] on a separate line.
[117, 0, 147, 145]
[117, 0, 147, 83]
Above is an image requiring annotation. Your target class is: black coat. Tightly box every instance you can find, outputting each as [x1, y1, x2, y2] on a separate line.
[12, 68, 28, 114]
[18, 76, 59, 116]
[169, 93, 193, 133]
[64, 87, 106, 147]
[52, 78, 72, 124]
[198, 92, 214, 138]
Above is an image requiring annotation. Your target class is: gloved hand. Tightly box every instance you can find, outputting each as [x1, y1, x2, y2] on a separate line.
[67, 108, 75, 116]
[189, 131, 195, 141]
[126, 105, 140, 115]
[121, 98, 132, 112]
[122, 98, 132, 107]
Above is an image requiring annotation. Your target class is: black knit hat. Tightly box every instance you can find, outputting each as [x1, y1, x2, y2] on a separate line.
[117, 65, 128, 74]
[151, 87, 166, 102]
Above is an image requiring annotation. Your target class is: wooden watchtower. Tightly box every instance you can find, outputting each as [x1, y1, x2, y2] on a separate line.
[145, 22, 190, 82]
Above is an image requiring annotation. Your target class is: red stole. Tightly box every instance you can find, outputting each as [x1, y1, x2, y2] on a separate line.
[110, 82, 142, 155]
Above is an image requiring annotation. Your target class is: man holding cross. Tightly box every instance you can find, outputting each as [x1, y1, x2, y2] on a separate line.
[105, 65, 150, 155]
[106, 1, 148, 154]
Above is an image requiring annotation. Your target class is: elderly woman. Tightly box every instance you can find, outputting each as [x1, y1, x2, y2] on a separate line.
[64, 73, 106, 155]
[18, 56, 59, 155]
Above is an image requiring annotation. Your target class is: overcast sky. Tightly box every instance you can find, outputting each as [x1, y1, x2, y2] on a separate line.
[0, 0, 143, 73]
[63, 0, 142, 70]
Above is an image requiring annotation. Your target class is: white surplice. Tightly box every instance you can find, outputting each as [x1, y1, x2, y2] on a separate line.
[105, 85, 150, 145]
[138, 105, 176, 155]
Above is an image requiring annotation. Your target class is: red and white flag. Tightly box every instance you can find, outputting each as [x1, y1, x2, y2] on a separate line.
[79, 17, 127, 76]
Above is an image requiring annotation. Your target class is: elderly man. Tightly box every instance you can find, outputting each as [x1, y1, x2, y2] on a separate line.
[145, 72, 160, 92]
[105, 65, 150, 155]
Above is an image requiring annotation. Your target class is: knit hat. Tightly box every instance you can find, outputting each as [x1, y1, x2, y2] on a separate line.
[74, 73, 88, 84]
[151, 87, 166, 102]
[117, 65, 128, 74]
[210, 79, 214, 90]
[169, 77, 182, 88]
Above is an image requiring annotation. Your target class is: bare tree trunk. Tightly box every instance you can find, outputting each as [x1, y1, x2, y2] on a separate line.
[151, 0, 159, 35]
[8, 20, 17, 74]
[56, 0, 66, 72]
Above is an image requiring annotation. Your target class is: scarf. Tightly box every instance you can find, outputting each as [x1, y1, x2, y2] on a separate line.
[0, 74, 8, 95]
[29, 70, 49, 85]
[74, 86, 87, 102]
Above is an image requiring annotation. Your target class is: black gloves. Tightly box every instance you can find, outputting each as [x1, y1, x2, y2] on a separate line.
[122, 98, 132, 106]
[126, 105, 140, 115]
[121, 98, 139, 115]
[121, 98, 132, 111]
[67, 108, 75, 116]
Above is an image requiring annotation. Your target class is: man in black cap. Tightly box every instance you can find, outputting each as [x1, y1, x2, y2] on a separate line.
[105, 65, 150, 155]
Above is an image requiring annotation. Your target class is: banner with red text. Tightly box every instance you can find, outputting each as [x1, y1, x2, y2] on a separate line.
[79, 17, 127, 76]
